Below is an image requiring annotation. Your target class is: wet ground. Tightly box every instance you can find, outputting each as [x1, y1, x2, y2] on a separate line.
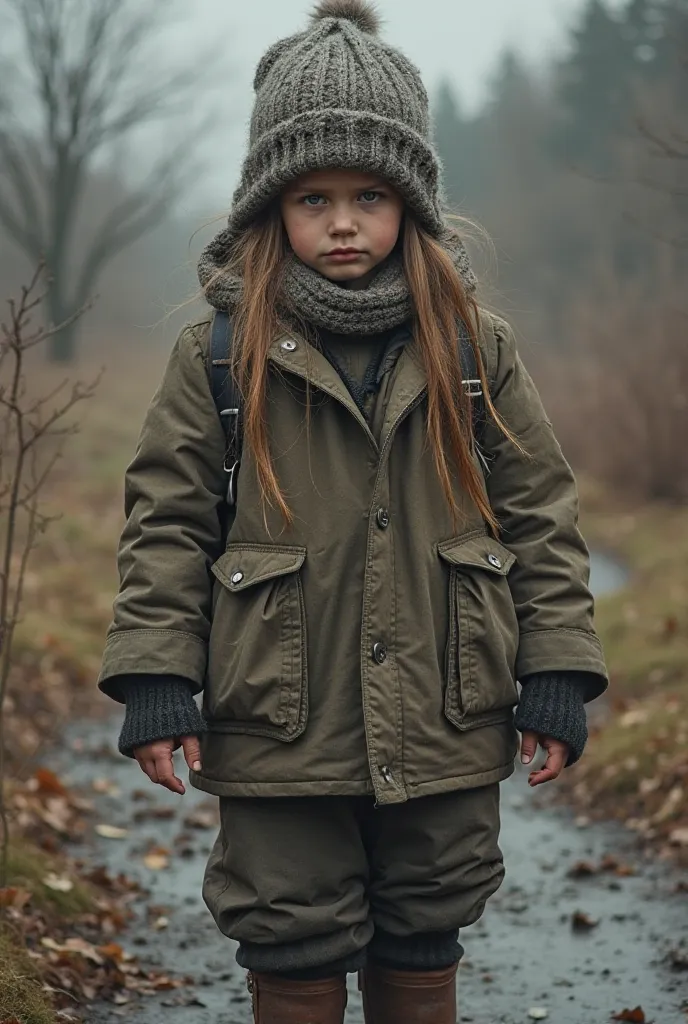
[50, 554, 688, 1023]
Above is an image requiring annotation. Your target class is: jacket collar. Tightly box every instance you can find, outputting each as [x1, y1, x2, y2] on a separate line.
[268, 327, 427, 454]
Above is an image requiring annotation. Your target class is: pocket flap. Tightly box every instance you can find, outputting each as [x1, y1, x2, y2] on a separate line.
[211, 544, 306, 591]
[438, 535, 516, 575]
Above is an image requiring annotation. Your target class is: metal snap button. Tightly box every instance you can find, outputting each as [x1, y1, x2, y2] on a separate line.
[376, 507, 390, 529]
[230, 571, 244, 585]
[372, 642, 388, 664]
[487, 554, 502, 569]
[280, 339, 297, 352]
[379, 765, 394, 784]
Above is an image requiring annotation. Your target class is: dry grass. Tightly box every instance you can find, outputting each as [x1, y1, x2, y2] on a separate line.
[0, 921, 55, 1024]
[562, 481, 688, 859]
[5, 837, 98, 918]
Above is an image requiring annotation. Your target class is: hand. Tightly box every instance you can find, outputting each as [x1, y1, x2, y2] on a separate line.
[133, 734, 202, 795]
[520, 731, 569, 787]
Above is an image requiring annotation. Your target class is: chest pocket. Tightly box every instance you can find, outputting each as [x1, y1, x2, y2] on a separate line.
[205, 544, 308, 741]
[438, 535, 519, 731]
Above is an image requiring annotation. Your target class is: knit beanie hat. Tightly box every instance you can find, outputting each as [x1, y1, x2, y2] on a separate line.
[227, 0, 445, 240]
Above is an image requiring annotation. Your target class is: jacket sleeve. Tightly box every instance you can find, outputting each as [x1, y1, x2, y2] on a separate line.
[98, 320, 227, 703]
[481, 314, 608, 700]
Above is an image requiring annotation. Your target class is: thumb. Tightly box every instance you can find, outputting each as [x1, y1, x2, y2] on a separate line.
[181, 735, 202, 773]
[520, 730, 540, 765]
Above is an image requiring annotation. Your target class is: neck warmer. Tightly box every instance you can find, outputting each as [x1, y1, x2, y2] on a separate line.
[197, 228, 477, 336]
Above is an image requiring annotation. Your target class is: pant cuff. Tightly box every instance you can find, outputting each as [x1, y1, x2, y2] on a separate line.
[237, 933, 369, 974]
[367, 928, 464, 970]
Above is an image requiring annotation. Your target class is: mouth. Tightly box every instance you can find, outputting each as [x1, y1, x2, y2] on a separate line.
[325, 248, 365, 262]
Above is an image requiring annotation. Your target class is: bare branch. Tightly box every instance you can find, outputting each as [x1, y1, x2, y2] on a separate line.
[0, 132, 45, 255]
[637, 118, 688, 162]
[0, 267, 97, 883]
[1, 0, 221, 360]
[74, 136, 204, 305]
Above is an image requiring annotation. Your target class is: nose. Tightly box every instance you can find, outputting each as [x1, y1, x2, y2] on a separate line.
[328, 202, 357, 238]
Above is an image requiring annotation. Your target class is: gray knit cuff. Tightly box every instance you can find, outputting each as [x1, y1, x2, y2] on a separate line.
[368, 929, 464, 970]
[117, 675, 207, 760]
[514, 672, 589, 767]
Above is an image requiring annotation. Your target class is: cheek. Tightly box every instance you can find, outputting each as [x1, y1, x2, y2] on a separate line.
[370, 209, 403, 252]
[282, 210, 317, 259]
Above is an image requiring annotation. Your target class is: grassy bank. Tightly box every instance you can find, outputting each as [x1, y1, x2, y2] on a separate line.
[2, 347, 166, 1022]
[564, 485, 688, 863]
[0, 836, 103, 1024]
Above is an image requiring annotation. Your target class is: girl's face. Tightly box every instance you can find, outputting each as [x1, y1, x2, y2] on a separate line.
[280, 169, 404, 289]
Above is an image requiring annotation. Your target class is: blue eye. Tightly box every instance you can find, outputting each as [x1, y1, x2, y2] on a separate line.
[302, 195, 324, 206]
[360, 191, 381, 202]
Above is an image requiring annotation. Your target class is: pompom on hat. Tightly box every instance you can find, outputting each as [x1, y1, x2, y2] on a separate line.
[226, 0, 447, 240]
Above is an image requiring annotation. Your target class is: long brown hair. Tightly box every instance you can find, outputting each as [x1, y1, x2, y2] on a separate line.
[204, 205, 516, 532]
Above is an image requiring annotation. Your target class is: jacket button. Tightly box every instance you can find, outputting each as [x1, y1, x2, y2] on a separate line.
[281, 339, 297, 352]
[376, 507, 390, 529]
[230, 571, 244, 585]
[372, 642, 387, 664]
[487, 554, 502, 569]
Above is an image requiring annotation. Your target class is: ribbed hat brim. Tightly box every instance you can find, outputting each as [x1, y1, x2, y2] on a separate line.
[227, 108, 445, 239]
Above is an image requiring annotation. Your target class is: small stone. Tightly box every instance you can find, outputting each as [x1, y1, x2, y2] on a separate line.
[529, 1009, 549, 1020]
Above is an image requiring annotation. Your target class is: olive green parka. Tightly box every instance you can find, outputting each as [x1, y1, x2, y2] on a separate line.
[98, 312, 607, 806]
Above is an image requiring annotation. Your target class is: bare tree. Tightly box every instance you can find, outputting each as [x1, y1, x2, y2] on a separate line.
[0, 0, 210, 362]
[0, 266, 99, 889]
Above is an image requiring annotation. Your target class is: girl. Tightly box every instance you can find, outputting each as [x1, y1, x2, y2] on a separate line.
[98, 2, 608, 1021]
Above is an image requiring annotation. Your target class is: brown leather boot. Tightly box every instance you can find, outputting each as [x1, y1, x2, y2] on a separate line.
[358, 963, 458, 1024]
[247, 970, 348, 1023]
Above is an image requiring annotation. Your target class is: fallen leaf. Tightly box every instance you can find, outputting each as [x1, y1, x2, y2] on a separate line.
[571, 910, 599, 931]
[652, 786, 683, 823]
[0, 886, 32, 909]
[40, 937, 104, 965]
[639, 777, 661, 796]
[666, 946, 688, 970]
[33, 767, 70, 796]
[611, 1008, 646, 1023]
[568, 860, 597, 878]
[95, 823, 129, 839]
[92, 778, 121, 796]
[183, 808, 217, 829]
[97, 942, 128, 963]
[143, 852, 169, 870]
[42, 873, 74, 892]
[619, 708, 649, 728]
[599, 854, 636, 877]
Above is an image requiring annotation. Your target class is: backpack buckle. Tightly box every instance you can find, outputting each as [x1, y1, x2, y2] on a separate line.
[463, 379, 483, 398]
[223, 459, 240, 506]
[220, 408, 240, 506]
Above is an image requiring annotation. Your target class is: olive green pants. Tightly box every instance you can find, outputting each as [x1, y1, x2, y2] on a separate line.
[202, 784, 503, 974]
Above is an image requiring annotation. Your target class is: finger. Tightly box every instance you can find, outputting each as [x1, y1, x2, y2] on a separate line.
[154, 752, 185, 795]
[519, 730, 540, 765]
[137, 755, 159, 785]
[527, 766, 559, 787]
[543, 742, 569, 777]
[528, 743, 569, 787]
[181, 735, 202, 773]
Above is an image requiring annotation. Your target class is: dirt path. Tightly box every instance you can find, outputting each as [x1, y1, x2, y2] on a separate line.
[49, 555, 687, 1023]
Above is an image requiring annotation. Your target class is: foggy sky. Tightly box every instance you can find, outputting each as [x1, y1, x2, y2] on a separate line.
[171, 0, 626, 212]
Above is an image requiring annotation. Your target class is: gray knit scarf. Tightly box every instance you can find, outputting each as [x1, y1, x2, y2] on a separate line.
[197, 225, 477, 336]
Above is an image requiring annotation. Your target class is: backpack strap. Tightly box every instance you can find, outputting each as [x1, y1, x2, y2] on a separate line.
[209, 312, 492, 508]
[210, 311, 242, 506]
[459, 321, 492, 475]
